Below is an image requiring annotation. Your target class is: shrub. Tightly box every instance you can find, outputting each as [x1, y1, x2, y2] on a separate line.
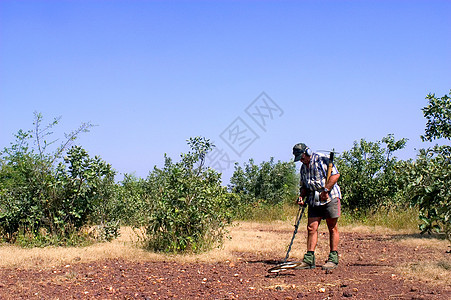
[406, 146, 450, 239]
[57, 146, 117, 241]
[228, 158, 298, 209]
[114, 173, 149, 227]
[139, 137, 237, 253]
[404, 90, 451, 241]
[336, 134, 408, 210]
[0, 113, 117, 245]
[421, 90, 451, 142]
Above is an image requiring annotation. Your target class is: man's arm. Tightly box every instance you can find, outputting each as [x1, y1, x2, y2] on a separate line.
[320, 173, 340, 201]
[325, 173, 340, 191]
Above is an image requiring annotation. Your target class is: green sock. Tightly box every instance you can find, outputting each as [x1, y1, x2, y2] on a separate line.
[303, 251, 315, 265]
[328, 251, 339, 264]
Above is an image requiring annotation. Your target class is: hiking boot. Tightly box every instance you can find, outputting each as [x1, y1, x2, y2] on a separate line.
[322, 260, 338, 270]
[294, 252, 316, 269]
[322, 251, 339, 270]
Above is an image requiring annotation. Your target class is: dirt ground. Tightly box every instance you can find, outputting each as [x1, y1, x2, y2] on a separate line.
[1, 231, 450, 299]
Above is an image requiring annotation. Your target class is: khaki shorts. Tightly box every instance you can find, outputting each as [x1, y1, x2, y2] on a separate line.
[308, 198, 341, 219]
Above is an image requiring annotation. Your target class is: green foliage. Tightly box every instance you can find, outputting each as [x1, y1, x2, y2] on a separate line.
[406, 90, 451, 241]
[139, 137, 237, 253]
[3, 92, 448, 248]
[57, 146, 117, 240]
[114, 173, 149, 227]
[228, 158, 298, 212]
[407, 145, 451, 239]
[421, 90, 451, 142]
[0, 113, 117, 245]
[336, 134, 408, 209]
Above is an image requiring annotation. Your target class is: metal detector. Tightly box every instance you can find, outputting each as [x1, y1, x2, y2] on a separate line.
[267, 204, 306, 273]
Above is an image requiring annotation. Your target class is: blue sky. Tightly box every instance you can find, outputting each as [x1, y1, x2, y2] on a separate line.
[1, 0, 450, 183]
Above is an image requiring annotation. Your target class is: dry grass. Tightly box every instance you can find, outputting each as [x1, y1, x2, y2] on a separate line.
[339, 207, 421, 232]
[399, 260, 451, 287]
[0, 227, 160, 269]
[0, 222, 305, 269]
[220, 221, 306, 260]
[395, 235, 449, 250]
[394, 234, 450, 287]
[339, 224, 417, 235]
[1, 222, 448, 281]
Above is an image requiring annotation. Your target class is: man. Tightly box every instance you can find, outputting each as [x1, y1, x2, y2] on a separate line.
[292, 143, 341, 270]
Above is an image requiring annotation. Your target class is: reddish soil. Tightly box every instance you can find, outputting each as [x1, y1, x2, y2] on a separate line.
[1, 232, 450, 299]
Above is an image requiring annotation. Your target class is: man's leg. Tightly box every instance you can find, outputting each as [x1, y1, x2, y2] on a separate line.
[307, 217, 322, 251]
[323, 217, 339, 270]
[294, 217, 321, 269]
[326, 217, 339, 252]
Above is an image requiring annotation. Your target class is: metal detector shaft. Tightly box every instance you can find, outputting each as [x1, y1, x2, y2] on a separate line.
[283, 204, 306, 263]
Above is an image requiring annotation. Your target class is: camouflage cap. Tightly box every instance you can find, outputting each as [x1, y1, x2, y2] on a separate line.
[293, 143, 308, 162]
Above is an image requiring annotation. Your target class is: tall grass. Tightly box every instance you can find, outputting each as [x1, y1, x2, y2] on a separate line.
[235, 202, 300, 222]
[236, 203, 420, 233]
[340, 206, 420, 232]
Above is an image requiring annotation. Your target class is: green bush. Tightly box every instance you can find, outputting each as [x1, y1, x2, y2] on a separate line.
[406, 146, 450, 239]
[138, 137, 237, 253]
[58, 146, 118, 241]
[406, 89, 451, 240]
[336, 134, 408, 210]
[229, 158, 298, 212]
[114, 173, 149, 227]
[0, 113, 117, 245]
[421, 90, 451, 142]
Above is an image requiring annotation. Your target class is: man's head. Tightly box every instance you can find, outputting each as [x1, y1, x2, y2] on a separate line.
[293, 143, 311, 165]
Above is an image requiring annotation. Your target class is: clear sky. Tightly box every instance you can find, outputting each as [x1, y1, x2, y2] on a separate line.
[1, 0, 450, 183]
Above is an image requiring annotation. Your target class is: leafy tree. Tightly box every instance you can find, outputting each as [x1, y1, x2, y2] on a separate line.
[139, 137, 237, 253]
[406, 146, 450, 238]
[409, 90, 450, 239]
[229, 158, 298, 209]
[56, 146, 117, 240]
[336, 134, 407, 210]
[114, 173, 149, 227]
[421, 90, 451, 141]
[0, 113, 117, 245]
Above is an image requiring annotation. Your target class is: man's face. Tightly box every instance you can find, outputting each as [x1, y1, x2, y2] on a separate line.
[300, 153, 310, 165]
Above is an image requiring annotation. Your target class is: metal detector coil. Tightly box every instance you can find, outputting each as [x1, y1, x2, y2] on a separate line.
[267, 204, 306, 273]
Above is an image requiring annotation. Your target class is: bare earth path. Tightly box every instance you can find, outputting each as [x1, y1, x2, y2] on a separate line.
[1, 231, 449, 299]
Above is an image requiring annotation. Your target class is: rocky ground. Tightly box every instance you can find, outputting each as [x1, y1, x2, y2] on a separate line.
[1, 232, 449, 299]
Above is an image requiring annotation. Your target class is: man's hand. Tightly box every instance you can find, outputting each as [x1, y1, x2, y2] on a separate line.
[320, 191, 329, 202]
[297, 196, 305, 206]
